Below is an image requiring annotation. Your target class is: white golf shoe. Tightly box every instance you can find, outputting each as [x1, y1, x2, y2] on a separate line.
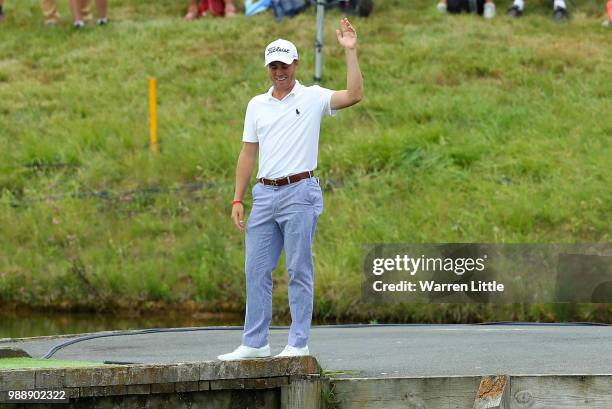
[217, 344, 271, 361]
[275, 345, 310, 358]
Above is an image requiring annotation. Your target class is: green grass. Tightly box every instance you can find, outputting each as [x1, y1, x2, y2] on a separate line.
[0, 0, 610, 323]
[0, 358, 105, 369]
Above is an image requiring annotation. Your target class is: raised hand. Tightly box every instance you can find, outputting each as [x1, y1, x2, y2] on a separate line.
[336, 18, 357, 50]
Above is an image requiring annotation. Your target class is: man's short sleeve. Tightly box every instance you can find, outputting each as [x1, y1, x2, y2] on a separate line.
[242, 99, 258, 142]
[313, 85, 338, 117]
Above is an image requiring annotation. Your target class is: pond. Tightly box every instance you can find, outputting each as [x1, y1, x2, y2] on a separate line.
[0, 310, 244, 339]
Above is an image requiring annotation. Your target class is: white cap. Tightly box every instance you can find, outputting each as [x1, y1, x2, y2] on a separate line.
[263, 39, 299, 67]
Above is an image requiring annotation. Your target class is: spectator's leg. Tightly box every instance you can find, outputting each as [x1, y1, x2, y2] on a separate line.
[41, 0, 61, 25]
[225, 0, 237, 17]
[70, 0, 85, 26]
[184, 0, 198, 20]
[446, 0, 465, 13]
[476, 0, 485, 15]
[95, 0, 107, 23]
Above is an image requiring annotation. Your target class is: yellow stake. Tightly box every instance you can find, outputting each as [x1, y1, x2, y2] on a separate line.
[149, 78, 158, 154]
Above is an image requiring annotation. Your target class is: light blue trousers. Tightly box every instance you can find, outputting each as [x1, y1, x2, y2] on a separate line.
[242, 177, 323, 348]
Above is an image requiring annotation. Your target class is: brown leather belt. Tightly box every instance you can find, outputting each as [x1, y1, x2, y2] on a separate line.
[258, 171, 314, 187]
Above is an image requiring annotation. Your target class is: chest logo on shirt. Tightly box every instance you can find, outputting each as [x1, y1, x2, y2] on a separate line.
[296, 108, 300, 117]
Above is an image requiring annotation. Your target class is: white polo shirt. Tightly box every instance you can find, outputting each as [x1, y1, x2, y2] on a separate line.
[242, 80, 337, 179]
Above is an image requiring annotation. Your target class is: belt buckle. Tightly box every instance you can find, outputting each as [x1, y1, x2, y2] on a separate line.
[270, 179, 278, 187]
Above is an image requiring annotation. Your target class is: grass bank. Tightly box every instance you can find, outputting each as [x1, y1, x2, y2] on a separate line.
[0, 0, 610, 323]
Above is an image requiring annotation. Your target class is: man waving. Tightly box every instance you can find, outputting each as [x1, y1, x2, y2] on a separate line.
[218, 18, 363, 360]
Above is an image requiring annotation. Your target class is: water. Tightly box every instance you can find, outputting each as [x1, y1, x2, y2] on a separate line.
[0, 311, 244, 339]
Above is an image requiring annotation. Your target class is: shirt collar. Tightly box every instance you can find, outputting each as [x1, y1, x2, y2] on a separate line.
[267, 80, 302, 101]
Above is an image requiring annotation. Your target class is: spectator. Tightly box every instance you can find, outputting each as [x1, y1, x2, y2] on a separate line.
[184, 0, 236, 20]
[437, 0, 496, 18]
[506, 0, 568, 21]
[603, 0, 612, 26]
[41, 0, 92, 26]
[70, 0, 108, 28]
[0, 0, 5, 23]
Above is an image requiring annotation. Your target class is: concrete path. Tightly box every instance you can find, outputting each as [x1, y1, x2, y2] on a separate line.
[2, 324, 611, 378]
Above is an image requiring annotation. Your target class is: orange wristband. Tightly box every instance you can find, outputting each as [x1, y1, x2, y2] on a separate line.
[232, 200, 243, 206]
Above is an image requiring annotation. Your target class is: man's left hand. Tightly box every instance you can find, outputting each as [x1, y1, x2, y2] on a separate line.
[336, 18, 357, 50]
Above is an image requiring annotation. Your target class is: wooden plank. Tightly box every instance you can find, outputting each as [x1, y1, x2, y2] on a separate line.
[510, 376, 612, 409]
[0, 370, 35, 391]
[474, 376, 510, 409]
[281, 378, 323, 409]
[200, 356, 319, 381]
[332, 377, 480, 409]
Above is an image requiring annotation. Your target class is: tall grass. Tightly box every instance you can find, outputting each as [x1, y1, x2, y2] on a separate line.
[0, 0, 610, 322]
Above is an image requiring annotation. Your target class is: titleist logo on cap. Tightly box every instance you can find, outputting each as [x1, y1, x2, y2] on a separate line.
[267, 46, 290, 55]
